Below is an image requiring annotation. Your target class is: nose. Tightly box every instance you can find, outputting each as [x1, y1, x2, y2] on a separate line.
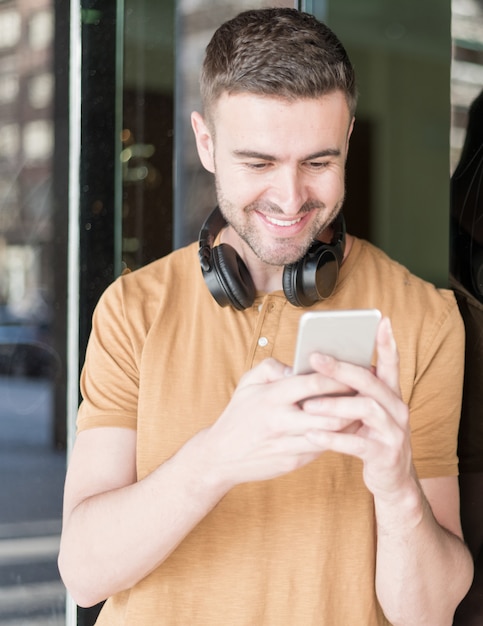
[269, 167, 310, 216]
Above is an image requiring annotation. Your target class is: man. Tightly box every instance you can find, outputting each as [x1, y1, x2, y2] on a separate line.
[58, 8, 473, 625]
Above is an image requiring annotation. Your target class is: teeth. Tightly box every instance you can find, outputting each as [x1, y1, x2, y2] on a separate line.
[266, 216, 302, 227]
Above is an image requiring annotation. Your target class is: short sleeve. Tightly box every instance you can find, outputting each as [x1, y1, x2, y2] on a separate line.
[77, 277, 140, 433]
[409, 293, 465, 479]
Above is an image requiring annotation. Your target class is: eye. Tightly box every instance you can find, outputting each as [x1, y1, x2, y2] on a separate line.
[307, 161, 330, 169]
[245, 162, 271, 170]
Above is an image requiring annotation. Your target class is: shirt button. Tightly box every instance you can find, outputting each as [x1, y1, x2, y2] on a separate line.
[258, 336, 268, 347]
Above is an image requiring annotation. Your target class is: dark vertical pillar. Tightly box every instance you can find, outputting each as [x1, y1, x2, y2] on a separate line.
[450, 91, 483, 624]
[78, 1, 118, 366]
[52, 0, 70, 449]
[76, 1, 120, 624]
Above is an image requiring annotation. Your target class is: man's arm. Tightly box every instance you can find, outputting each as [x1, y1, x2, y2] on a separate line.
[58, 361, 355, 607]
[374, 475, 472, 626]
[372, 320, 473, 625]
[302, 318, 473, 625]
[58, 426, 229, 608]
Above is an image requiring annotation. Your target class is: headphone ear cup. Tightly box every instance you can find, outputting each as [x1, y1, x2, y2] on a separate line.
[282, 243, 341, 307]
[282, 260, 305, 307]
[209, 244, 256, 310]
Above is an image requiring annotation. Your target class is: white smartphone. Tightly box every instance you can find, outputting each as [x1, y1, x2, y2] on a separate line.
[293, 309, 382, 374]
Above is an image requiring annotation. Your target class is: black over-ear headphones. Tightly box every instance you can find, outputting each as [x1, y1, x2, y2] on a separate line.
[198, 206, 346, 310]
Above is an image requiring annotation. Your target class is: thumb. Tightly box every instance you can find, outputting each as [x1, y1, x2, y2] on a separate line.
[375, 317, 401, 396]
[238, 358, 289, 389]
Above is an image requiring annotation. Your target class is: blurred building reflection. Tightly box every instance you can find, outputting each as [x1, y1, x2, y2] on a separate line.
[0, 0, 53, 322]
[451, 0, 483, 169]
[0, 3, 65, 623]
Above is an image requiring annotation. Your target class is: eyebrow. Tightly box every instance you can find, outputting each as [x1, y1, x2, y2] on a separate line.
[232, 148, 341, 161]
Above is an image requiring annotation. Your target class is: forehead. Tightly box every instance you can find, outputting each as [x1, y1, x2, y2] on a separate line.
[210, 91, 352, 152]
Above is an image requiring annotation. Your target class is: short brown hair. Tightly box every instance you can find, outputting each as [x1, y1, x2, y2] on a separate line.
[200, 8, 357, 119]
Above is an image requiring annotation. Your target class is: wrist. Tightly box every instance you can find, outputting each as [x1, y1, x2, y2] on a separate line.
[183, 428, 234, 502]
[373, 477, 426, 536]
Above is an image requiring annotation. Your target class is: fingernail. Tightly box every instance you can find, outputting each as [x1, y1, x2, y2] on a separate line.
[383, 317, 397, 348]
[313, 353, 334, 365]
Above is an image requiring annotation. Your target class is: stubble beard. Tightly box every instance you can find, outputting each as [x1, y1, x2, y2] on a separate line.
[215, 182, 344, 268]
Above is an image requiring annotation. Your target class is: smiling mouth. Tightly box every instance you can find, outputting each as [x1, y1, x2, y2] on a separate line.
[264, 215, 304, 227]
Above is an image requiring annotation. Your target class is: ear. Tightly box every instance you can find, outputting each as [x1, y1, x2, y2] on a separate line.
[191, 111, 215, 173]
[346, 116, 355, 151]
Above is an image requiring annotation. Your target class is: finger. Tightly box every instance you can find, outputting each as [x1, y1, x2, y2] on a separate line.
[238, 357, 289, 388]
[308, 353, 404, 424]
[308, 353, 378, 398]
[294, 374, 354, 399]
[263, 404, 362, 438]
[375, 317, 401, 396]
[303, 393, 387, 433]
[304, 427, 409, 495]
[240, 358, 355, 407]
[301, 370, 409, 433]
[305, 428, 370, 460]
[298, 414, 360, 432]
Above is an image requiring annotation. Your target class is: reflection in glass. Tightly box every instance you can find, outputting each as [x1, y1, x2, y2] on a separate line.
[173, 0, 292, 248]
[328, 0, 451, 286]
[0, 0, 65, 622]
[121, 0, 175, 271]
[0, 9, 21, 49]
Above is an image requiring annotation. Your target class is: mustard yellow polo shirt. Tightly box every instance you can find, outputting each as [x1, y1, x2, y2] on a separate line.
[77, 236, 464, 626]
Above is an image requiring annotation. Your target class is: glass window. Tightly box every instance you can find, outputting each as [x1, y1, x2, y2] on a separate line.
[0, 0, 65, 624]
[28, 72, 53, 109]
[23, 119, 53, 161]
[0, 71, 18, 104]
[0, 9, 21, 49]
[0, 178, 19, 234]
[29, 8, 53, 50]
[121, 0, 175, 272]
[0, 122, 19, 158]
[326, 0, 451, 287]
[173, 0, 293, 248]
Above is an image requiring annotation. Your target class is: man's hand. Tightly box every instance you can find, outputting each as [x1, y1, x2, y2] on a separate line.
[297, 317, 473, 624]
[300, 317, 414, 500]
[201, 355, 359, 489]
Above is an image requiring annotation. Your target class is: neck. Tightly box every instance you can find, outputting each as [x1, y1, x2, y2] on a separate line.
[251, 265, 285, 294]
[221, 224, 353, 295]
[219, 226, 283, 293]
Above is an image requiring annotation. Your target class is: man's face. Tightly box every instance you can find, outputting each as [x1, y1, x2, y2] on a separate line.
[193, 91, 353, 268]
